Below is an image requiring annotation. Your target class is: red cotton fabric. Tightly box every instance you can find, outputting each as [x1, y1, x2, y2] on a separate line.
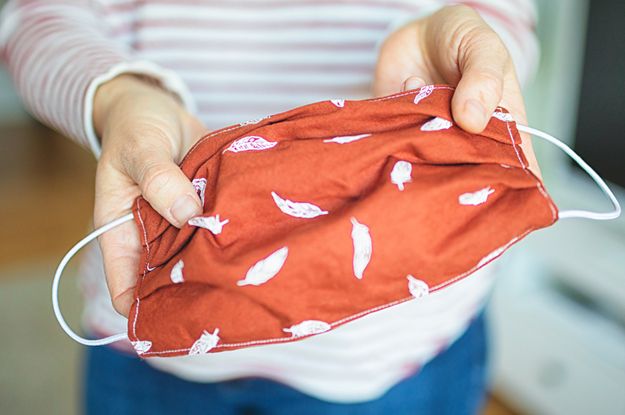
[129, 85, 558, 358]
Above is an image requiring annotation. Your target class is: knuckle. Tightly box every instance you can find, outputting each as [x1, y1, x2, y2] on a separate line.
[480, 70, 504, 93]
[475, 71, 504, 107]
[140, 162, 174, 199]
[468, 26, 508, 59]
[465, 25, 497, 49]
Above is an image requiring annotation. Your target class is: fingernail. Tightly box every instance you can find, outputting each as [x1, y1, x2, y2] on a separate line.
[403, 77, 426, 91]
[464, 99, 487, 125]
[170, 194, 201, 226]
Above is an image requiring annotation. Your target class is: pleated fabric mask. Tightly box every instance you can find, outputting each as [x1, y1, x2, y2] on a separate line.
[53, 85, 620, 357]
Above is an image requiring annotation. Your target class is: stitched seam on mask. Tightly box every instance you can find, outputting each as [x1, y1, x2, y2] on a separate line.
[368, 86, 454, 103]
[505, 121, 558, 221]
[429, 229, 530, 292]
[136, 199, 153, 272]
[132, 199, 151, 343]
[138, 225, 532, 356]
[180, 124, 248, 165]
[180, 86, 455, 165]
[536, 184, 557, 219]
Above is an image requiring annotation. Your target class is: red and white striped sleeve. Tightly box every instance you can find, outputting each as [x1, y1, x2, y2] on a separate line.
[383, 0, 539, 86]
[0, 0, 195, 157]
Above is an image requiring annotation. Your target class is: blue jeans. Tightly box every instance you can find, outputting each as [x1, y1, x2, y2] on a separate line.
[84, 313, 488, 415]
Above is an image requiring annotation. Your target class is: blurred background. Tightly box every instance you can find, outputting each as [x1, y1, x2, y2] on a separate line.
[0, 0, 623, 414]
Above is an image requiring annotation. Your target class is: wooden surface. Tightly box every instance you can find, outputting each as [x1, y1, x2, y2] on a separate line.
[0, 122, 96, 271]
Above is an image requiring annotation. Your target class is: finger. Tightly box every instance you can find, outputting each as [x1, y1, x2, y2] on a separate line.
[373, 24, 434, 97]
[94, 162, 143, 318]
[451, 25, 509, 133]
[123, 146, 202, 228]
[402, 76, 427, 92]
[99, 220, 141, 317]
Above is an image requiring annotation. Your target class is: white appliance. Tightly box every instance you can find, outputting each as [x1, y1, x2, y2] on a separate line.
[488, 1, 625, 414]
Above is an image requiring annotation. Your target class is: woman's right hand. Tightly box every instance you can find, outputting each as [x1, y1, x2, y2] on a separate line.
[93, 74, 207, 317]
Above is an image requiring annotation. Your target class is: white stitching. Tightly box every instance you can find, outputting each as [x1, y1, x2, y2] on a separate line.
[369, 86, 454, 102]
[137, 229, 545, 355]
[131, 199, 151, 341]
[179, 86, 454, 163]
[135, 198, 151, 271]
[506, 120, 558, 222]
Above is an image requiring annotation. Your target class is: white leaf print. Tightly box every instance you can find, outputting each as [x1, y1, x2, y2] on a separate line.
[223, 135, 277, 153]
[459, 186, 495, 206]
[391, 160, 412, 191]
[492, 111, 514, 122]
[131, 340, 152, 355]
[239, 116, 268, 126]
[271, 192, 328, 218]
[188, 215, 229, 235]
[407, 275, 429, 299]
[421, 117, 453, 132]
[323, 133, 371, 144]
[170, 259, 184, 284]
[188, 329, 220, 355]
[192, 178, 207, 206]
[237, 247, 288, 287]
[330, 99, 345, 108]
[413, 85, 435, 105]
[351, 217, 372, 280]
[283, 320, 331, 337]
[477, 246, 506, 268]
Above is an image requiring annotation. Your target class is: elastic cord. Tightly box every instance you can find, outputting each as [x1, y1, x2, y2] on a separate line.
[52, 213, 134, 346]
[517, 124, 621, 220]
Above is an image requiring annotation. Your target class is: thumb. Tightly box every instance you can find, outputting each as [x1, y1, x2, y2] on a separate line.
[125, 149, 202, 228]
[451, 23, 508, 133]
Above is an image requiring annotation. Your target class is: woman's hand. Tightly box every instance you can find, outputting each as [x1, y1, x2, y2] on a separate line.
[374, 4, 540, 176]
[93, 75, 207, 317]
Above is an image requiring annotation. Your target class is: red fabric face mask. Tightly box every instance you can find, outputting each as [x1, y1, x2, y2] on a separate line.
[53, 86, 620, 357]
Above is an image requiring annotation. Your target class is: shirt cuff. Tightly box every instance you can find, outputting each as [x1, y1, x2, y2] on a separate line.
[83, 60, 197, 158]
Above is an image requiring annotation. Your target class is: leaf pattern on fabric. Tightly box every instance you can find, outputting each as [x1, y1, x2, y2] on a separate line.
[421, 117, 453, 132]
[170, 259, 184, 284]
[390, 160, 412, 191]
[323, 133, 371, 144]
[188, 329, 220, 355]
[413, 85, 434, 105]
[188, 215, 229, 235]
[330, 99, 345, 108]
[492, 110, 514, 122]
[351, 217, 372, 280]
[458, 186, 495, 206]
[192, 178, 207, 206]
[131, 340, 152, 355]
[283, 320, 331, 337]
[407, 275, 429, 298]
[271, 191, 328, 218]
[237, 247, 288, 287]
[223, 136, 277, 153]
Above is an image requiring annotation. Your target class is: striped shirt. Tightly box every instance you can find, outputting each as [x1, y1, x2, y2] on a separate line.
[0, 0, 537, 403]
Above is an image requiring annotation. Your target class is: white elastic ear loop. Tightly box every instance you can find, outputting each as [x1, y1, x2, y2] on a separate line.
[517, 124, 621, 220]
[52, 213, 134, 346]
